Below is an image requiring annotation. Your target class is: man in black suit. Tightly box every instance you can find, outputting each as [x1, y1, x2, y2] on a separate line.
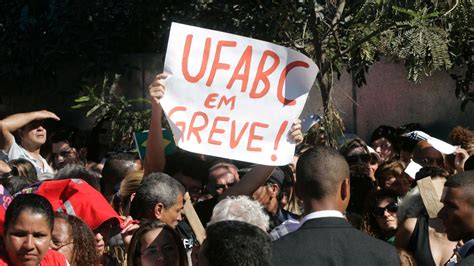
[438, 171, 474, 265]
[272, 146, 400, 265]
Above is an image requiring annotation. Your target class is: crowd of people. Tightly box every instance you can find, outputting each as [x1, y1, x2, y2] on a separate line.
[0, 73, 472, 265]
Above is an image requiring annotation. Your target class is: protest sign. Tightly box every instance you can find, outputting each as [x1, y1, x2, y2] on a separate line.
[161, 22, 318, 165]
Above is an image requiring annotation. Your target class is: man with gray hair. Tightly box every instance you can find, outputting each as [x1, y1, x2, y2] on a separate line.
[208, 195, 269, 231]
[130, 172, 185, 228]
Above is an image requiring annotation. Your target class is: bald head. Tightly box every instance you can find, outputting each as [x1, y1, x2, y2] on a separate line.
[296, 146, 350, 200]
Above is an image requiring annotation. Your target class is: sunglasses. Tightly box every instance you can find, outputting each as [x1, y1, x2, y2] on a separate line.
[346, 154, 371, 165]
[24, 120, 45, 130]
[372, 202, 398, 217]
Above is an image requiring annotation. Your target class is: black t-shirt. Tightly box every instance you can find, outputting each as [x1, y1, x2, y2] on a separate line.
[194, 197, 219, 226]
[177, 219, 198, 251]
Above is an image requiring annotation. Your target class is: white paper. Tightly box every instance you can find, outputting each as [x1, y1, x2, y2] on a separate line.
[427, 138, 457, 155]
[402, 130, 430, 141]
[404, 159, 423, 179]
[403, 130, 457, 154]
[161, 23, 318, 165]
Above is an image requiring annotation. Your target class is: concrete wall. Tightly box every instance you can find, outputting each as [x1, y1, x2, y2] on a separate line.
[302, 59, 474, 142]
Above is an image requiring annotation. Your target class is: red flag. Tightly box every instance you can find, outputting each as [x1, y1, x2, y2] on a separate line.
[36, 179, 122, 230]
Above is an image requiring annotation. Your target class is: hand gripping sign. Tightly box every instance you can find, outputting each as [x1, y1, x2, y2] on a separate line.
[161, 23, 318, 165]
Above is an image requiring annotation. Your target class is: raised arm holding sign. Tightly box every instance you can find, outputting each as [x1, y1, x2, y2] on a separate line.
[143, 23, 308, 231]
[143, 73, 167, 176]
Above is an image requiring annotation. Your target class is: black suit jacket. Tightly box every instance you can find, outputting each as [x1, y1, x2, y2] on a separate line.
[272, 217, 400, 266]
[460, 246, 474, 266]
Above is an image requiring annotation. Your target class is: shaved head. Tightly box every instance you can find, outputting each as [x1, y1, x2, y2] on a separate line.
[296, 146, 350, 200]
[444, 171, 474, 205]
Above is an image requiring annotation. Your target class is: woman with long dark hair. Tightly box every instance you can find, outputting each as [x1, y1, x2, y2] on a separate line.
[127, 220, 188, 266]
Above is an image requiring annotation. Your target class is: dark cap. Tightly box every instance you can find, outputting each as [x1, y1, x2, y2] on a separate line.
[267, 167, 285, 187]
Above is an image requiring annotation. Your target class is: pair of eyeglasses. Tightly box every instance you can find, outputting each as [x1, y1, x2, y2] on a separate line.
[372, 202, 398, 217]
[346, 154, 371, 165]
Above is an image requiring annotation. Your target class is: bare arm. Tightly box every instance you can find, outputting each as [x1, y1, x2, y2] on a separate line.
[219, 120, 303, 199]
[143, 73, 167, 176]
[0, 110, 59, 152]
[395, 217, 417, 250]
[219, 164, 275, 199]
[0, 161, 11, 175]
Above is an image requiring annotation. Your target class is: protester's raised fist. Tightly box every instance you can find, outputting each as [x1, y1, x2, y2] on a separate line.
[289, 119, 303, 145]
[148, 73, 168, 106]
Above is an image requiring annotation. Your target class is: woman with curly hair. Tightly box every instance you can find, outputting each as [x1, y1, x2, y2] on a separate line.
[360, 189, 400, 245]
[51, 212, 99, 266]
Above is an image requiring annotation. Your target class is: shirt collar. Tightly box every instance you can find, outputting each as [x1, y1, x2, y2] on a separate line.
[300, 210, 345, 225]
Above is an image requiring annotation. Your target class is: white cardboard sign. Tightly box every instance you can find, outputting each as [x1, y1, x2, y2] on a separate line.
[161, 23, 318, 165]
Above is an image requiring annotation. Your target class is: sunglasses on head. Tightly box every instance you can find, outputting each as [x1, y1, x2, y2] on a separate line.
[346, 154, 371, 165]
[372, 202, 398, 217]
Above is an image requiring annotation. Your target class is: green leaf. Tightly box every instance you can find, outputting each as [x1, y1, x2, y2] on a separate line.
[392, 5, 419, 18]
[86, 104, 102, 117]
[71, 103, 86, 109]
[74, 96, 90, 103]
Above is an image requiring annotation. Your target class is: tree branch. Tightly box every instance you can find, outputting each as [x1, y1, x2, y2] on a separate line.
[322, 0, 346, 51]
[331, 24, 395, 62]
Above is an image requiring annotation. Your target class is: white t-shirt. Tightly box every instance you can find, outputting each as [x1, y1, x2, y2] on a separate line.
[5, 136, 53, 177]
